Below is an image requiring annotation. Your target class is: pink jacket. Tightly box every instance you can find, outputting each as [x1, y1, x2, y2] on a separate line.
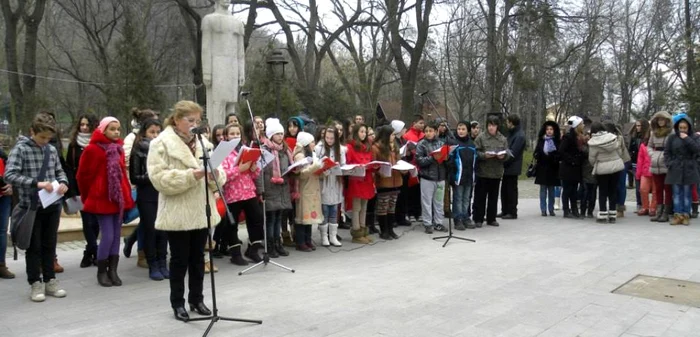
[222, 149, 260, 203]
[636, 143, 652, 179]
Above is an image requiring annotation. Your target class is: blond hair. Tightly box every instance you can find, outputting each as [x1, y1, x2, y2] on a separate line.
[164, 100, 203, 127]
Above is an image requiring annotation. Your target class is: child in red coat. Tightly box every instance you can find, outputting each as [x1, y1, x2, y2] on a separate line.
[78, 117, 134, 287]
[346, 124, 376, 244]
[636, 142, 657, 216]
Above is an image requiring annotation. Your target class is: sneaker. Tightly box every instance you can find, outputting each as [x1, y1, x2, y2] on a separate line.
[30, 282, 45, 302]
[454, 220, 466, 231]
[434, 224, 448, 232]
[487, 221, 500, 227]
[424, 226, 433, 234]
[475, 222, 483, 228]
[45, 279, 67, 298]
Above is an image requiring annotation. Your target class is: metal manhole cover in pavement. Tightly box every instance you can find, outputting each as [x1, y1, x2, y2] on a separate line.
[612, 275, 700, 307]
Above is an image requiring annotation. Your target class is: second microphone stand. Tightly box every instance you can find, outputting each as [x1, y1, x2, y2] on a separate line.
[238, 94, 295, 275]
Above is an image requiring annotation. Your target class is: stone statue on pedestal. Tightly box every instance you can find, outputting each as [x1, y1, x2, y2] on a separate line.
[201, 0, 246, 127]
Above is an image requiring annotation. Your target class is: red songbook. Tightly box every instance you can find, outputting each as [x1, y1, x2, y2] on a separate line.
[237, 147, 262, 165]
[314, 157, 339, 175]
[431, 145, 450, 164]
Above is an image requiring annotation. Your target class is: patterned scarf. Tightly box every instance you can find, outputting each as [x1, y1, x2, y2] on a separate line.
[77, 133, 91, 148]
[263, 138, 293, 184]
[174, 127, 197, 155]
[543, 135, 556, 154]
[98, 142, 125, 218]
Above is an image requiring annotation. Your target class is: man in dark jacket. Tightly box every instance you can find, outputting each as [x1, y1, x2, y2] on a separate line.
[499, 114, 526, 219]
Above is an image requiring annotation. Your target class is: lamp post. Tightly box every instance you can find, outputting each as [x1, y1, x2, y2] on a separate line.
[266, 49, 288, 117]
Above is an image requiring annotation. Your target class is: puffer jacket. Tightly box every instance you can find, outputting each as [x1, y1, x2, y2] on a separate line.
[588, 131, 624, 175]
[416, 136, 447, 181]
[129, 138, 158, 202]
[372, 143, 402, 189]
[664, 114, 700, 185]
[635, 143, 652, 179]
[474, 131, 508, 179]
[648, 111, 673, 174]
[447, 135, 476, 186]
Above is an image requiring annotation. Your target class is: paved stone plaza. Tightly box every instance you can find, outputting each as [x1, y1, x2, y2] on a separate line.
[1, 198, 700, 337]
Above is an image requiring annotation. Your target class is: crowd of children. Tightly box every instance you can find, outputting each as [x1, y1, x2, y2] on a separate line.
[4, 103, 700, 322]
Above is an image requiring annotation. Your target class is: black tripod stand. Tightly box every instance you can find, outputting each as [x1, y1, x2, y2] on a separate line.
[238, 93, 295, 275]
[188, 132, 262, 336]
[420, 92, 476, 247]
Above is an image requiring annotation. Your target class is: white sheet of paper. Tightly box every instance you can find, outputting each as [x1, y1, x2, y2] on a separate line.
[209, 139, 240, 170]
[257, 149, 276, 169]
[38, 180, 62, 208]
[341, 164, 366, 177]
[282, 157, 313, 176]
[326, 166, 342, 176]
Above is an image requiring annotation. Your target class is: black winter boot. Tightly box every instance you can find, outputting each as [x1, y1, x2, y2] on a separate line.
[378, 215, 392, 240]
[367, 212, 379, 234]
[692, 203, 698, 219]
[80, 250, 93, 268]
[274, 238, 289, 257]
[266, 239, 279, 258]
[229, 244, 248, 266]
[97, 260, 112, 287]
[244, 242, 263, 263]
[387, 216, 399, 239]
[107, 255, 122, 286]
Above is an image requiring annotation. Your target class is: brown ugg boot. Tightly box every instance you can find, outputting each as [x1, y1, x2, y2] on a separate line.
[351, 229, 370, 244]
[682, 214, 690, 226]
[616, 205, 625, 218]
[362, 227, 374, 243]
[670, 214, 683, 226]
[0, 263, 15, 279]
[137, 250, 148, 268]
[53, 257, 64, 273]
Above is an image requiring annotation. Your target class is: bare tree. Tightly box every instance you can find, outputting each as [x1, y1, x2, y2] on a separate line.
[1, 0, 49, 127]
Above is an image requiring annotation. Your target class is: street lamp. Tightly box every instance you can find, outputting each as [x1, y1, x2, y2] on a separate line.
[266, 49, 288, 117]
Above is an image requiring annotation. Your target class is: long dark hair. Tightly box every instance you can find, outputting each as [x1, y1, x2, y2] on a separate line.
[211, 124, 225, 147]
[131, 119, 162, 159]
[132, 108, 158, 126]
[69, 114, 98, 146]
[352, 123, 370, 152]
[321, 126, 341, 162]
[374, 125, 396, 160]
[285, 118, 301, 138]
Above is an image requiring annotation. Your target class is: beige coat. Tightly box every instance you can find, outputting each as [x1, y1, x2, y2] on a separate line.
[293, 145, 324, 225]
[147, 126, 226, 231]
[588, 131, 624, 175]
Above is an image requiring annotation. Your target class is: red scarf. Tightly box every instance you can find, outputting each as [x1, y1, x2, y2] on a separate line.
[264, 138, 293, 184]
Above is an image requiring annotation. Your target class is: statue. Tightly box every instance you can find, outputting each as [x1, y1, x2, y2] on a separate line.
[201, 0, 246, 127]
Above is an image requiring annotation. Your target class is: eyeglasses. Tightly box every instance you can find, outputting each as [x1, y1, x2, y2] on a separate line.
[184, 117, 201, 125]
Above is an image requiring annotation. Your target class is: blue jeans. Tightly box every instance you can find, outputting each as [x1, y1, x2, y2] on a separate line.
[452, 184, 472, 220]
[554, 185, 561, 198]
[0, 196, 11, 263]
[265, 210, 283, 239]
[673, 185, 692, 215]
[322, 204, 338, 224]
[539, 185, 555, 213]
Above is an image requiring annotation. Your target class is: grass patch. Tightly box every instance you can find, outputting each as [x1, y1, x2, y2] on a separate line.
[519, 150, 534, 180]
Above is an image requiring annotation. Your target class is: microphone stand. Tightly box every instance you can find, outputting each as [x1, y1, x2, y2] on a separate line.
[238, 94, 295, 275]
[421, 93, 476, 247]
[188, 132, 262, 336]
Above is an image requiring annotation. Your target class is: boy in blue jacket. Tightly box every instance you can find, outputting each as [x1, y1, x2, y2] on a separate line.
[448, 121, 477, 230]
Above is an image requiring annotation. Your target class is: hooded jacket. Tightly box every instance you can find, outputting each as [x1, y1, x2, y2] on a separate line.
[533, 121, 561, 186]
[588, 131, 625, 175]
[5, 136, 69, 208]
[78, 131, 135, 214]
[648, 111, 673, 174]
[663, 114, 700, 185]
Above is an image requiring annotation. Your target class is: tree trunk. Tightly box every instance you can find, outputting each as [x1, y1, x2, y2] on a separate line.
[486, 0, 498, 114]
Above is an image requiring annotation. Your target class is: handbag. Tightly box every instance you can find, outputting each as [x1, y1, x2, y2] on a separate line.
[11, 146, 50, 258]
[526, 159, 537, 178]
[63, 196, 83, 215]
[123, 189, 139, 224]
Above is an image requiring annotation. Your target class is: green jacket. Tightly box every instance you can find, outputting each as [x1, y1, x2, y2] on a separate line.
[474, 131, 508, 179]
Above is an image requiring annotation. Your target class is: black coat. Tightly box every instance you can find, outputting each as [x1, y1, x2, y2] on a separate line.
[65, 142, 85, 198]
[664, 116, 700, 185]
[533, 122, 561, 186]
[504, 126, 526, 176]
[558, 129, 584, 182]
[129, 139, 159, 202]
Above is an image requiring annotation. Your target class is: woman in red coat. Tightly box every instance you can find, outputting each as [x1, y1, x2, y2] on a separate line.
[346, 124, 376, 244]
[78, 117, 134, 287]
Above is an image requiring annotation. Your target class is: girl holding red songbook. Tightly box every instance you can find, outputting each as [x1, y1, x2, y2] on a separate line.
[345, 124, 377, 244]
[221, 124, 265, 264]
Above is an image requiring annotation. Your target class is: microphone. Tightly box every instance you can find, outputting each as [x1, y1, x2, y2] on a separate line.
[419, 90, 429, 96]
[240, 91, 251, 97]
[190, 126, 206, 135]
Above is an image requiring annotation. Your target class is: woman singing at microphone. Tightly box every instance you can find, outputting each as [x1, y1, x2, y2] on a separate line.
[146, 100, 226, 322]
